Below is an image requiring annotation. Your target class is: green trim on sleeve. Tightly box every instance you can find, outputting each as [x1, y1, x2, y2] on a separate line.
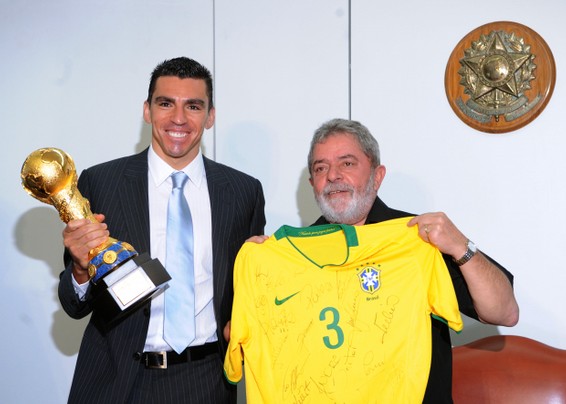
[431, 314, 463, 334]
[223, 369, 240, 385]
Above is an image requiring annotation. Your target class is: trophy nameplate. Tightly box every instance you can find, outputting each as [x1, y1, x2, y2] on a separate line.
[21, 147, 170, 324]
[445, 21, 555, 133]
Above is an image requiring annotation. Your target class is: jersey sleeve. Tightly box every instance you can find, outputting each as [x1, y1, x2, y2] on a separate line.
[425, 246, 464, 332]
[223, 243, 253, 383]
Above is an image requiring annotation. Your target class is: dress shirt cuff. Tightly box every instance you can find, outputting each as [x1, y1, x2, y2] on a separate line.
[72, 274, 89, 301]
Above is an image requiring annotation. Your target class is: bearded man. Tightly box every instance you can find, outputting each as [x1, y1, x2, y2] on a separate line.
[307, 118, 518, 403]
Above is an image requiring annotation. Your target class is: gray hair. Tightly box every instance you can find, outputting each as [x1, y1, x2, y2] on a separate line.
[307, 118, 381, 175]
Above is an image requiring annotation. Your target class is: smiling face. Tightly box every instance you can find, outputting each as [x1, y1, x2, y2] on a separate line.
[309, 132, 386, 225]
[143, 76, 215, 170]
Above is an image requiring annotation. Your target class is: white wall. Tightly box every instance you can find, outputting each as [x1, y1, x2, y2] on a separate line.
[214, 0, 349, 231]
[349, 1, 566, 346]
[2, 1, 565, 402]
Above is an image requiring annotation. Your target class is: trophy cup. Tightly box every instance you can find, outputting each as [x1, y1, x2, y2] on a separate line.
[21, 147, 170, 324]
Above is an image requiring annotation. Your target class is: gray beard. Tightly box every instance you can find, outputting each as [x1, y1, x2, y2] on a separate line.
[315, 176, 376, 225]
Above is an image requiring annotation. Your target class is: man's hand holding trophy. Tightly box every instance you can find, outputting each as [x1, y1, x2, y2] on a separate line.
[21, 147, 170, 325]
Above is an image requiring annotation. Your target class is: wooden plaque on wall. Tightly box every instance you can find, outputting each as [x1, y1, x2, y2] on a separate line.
[445, 21, 556, 133]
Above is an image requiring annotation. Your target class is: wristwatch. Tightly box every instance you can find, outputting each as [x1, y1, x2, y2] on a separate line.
[453, 240, 477, 266]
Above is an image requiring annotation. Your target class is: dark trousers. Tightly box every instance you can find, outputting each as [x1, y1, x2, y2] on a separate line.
[127, 354, 236, 404]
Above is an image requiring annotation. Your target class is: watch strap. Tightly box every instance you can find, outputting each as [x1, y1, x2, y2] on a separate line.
[453, 240, 477, 266]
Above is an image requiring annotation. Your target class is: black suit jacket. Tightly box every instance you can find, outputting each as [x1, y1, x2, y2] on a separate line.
[58, 149, 265, 403]
[313, 196, 513, 404]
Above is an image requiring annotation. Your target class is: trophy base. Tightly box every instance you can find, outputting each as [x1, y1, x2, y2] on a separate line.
[91, 252, 170, 326]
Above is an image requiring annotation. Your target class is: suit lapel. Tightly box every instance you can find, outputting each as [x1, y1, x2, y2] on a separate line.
[203, 157, 234, 299]
[120, 149, 151, 254]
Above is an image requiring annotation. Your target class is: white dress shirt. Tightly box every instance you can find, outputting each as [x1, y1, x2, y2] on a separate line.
[145, 146, 217, 351]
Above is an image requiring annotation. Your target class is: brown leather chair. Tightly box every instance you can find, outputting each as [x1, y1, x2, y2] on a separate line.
[452, 335, 566, 403]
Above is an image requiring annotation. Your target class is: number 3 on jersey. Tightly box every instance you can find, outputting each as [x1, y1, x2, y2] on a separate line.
[319, 307, 344, 349]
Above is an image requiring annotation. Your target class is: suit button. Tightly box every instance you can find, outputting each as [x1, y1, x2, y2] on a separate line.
[133, 352, 142, 361]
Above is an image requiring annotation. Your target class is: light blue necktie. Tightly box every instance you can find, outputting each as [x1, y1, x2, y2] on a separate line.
[164, 171, 196, 354]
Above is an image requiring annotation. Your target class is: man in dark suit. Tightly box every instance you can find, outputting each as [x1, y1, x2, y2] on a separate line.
[58, 57, 265, 403]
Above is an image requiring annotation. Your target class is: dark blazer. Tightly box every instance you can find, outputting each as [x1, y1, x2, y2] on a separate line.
[313, 196, 514, 404]
[58, 148, 265, 403]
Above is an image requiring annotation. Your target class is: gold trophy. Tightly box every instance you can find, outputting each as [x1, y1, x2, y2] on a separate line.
[21, 148, 170, 323]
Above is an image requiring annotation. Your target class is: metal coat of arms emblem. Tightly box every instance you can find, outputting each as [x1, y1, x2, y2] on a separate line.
[445, 21, 555, 133]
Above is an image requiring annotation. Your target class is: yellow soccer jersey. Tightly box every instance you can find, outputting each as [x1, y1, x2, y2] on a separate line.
[224, 217, 463, 404]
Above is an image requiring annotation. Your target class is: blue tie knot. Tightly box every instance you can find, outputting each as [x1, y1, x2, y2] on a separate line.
[172, 171, 189, 190]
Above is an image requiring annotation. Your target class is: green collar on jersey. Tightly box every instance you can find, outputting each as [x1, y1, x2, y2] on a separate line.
[274, 223, 359, 268]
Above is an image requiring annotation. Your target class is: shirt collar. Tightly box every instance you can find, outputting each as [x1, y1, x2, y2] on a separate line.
[148, 144, 205, 188]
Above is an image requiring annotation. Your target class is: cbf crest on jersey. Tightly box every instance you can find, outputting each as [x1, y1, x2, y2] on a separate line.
[358, 265, 380, 294]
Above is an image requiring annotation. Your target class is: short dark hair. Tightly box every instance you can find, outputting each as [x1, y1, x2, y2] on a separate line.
[146, 57, 214, 110]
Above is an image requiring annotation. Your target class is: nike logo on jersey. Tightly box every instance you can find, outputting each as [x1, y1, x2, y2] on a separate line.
[275, 291, 300, 306]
